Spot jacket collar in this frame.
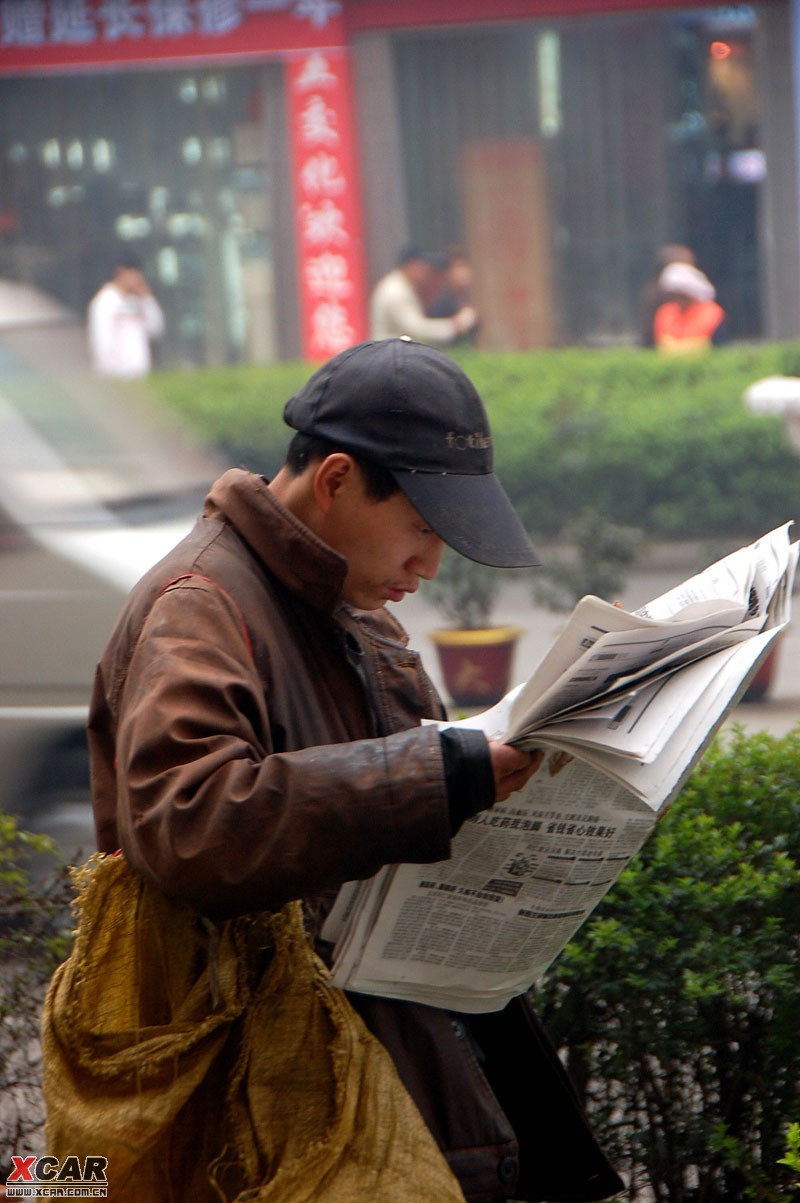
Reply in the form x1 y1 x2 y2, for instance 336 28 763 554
205 468 348 613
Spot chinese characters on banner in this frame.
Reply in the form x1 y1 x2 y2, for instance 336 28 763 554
287 48 367 359
0 0 345 69
0 0 368 361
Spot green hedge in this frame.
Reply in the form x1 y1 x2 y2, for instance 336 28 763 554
531 725 800 1200
150 342 800 540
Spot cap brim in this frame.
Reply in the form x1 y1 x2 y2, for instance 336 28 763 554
394 469 540 568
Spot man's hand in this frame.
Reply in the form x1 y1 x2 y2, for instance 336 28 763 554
487 740 544 803
453 305 478 335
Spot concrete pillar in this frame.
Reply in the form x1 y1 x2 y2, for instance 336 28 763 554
351 32 410 290
757 1 800 339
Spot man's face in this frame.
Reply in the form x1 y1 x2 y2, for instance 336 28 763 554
115 267 146 295
323 466 445 610
448 259 472 291
403 258 428 288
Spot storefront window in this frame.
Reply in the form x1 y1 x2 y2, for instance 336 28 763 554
392 4 764 347
0 64 280 366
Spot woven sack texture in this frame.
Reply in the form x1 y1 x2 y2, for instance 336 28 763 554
42 854 466 1202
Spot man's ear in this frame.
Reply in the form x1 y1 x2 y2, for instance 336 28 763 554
312 453 358 514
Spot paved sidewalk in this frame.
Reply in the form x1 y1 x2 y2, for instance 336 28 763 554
395 541 800 739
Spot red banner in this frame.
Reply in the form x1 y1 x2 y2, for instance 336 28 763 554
287 47 367 360
0 0 346 73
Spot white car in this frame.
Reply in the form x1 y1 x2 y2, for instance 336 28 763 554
0 280 221 856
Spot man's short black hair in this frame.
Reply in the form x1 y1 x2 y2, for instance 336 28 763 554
113 252 143 273
397 243 445 270
285 431 400 502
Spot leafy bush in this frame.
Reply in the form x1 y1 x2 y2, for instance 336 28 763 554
530 726 800 1202
151 343 800 541
530 509 643 612
778 1123 800 1188
422 547 523 628
151 362 306 477
457 344 800 540
0 814 74 1171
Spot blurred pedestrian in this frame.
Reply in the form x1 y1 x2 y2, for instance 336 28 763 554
652 261 728 355
87 254 165 379
370 244 477 345
428 244 479 344
639 243 696 347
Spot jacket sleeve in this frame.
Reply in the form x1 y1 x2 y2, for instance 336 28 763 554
87 289 119 375
386 297 462 345
141 294 165 339
108 578 455 918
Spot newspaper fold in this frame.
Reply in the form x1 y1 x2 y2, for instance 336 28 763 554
323 524 797 1013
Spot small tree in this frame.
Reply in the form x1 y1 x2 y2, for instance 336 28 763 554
0 813 74 1173
531 509 642 613
424 547 515 629
531 726 800 1202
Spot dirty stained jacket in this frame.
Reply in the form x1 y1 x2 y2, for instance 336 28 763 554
88 468 623 1203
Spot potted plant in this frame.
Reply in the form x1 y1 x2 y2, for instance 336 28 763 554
530 510 642 615
424 550 526 708
529 511 780 702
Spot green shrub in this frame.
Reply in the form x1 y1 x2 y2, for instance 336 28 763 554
778 1123 800 1189
0 814 74 1170
151 343 800 541
530 509 642 611
422 546 519 628
530 726 800 1202
456 345 800 540
151 362 305 476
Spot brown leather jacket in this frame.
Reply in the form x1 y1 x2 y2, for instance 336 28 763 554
89 469 622 1203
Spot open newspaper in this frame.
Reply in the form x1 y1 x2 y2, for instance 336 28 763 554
322 524 798 1013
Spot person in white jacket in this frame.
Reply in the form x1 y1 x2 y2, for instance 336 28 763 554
87 256 165 378
370 245 477 345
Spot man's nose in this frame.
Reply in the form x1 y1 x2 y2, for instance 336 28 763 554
415 535 445 580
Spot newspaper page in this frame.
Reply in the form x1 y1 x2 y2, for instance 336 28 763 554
326 757 653 1012
324 525 796 1012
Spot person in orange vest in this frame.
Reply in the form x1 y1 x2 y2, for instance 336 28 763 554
652 261 728 355
638 242 696 346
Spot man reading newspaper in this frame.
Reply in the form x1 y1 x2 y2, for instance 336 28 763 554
43 339 623 1203
325 523 796 1012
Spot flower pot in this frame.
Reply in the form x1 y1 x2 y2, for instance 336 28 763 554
428 625 524 709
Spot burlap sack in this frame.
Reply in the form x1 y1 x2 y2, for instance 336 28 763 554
41 854 465 1202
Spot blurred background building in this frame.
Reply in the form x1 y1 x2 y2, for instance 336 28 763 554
0 0 797 363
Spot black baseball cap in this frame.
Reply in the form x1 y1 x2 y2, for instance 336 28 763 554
283 338 539 568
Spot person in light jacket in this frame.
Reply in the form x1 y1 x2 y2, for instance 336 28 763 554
87 254 164 378
370 244 478 344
